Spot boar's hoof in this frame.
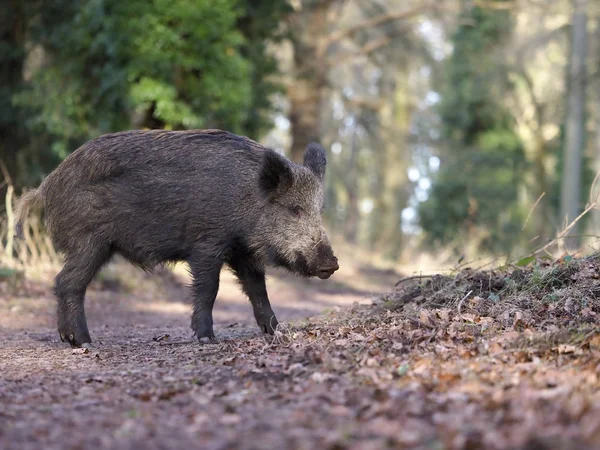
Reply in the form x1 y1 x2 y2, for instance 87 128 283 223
255 312 279 335
59 328 92 348
193 315 217 344
198 335 219 344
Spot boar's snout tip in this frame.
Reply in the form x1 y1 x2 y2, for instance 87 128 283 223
316 260 339 279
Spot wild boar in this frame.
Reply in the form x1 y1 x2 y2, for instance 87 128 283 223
15 129 339 347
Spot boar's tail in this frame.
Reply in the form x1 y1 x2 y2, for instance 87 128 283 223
14 186 43 240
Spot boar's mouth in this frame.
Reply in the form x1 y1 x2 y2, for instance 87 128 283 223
266 247 314 277
316 265 339 279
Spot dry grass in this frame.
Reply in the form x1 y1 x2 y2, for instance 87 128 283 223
0 214 61 293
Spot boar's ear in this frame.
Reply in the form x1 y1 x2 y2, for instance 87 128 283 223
259 149 293 199
303 142 326 182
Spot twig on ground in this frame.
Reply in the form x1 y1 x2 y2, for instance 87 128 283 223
532 202 597 257
589 170 600 204
394 274 433 287
457 290 473 320
159 340 195 346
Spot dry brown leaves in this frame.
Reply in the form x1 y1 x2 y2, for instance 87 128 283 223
2 257 600 449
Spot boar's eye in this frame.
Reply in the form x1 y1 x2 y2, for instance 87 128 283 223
289 206 303 217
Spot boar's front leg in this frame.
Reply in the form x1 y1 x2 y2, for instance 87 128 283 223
189 251 223 343
229 255 279 335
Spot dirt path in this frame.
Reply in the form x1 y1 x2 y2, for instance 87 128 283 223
3 256 600 449
0 257 399 450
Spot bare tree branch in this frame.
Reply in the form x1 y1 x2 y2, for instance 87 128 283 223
474 0 516 10
344 96 385 112
317 3 438 58
515 24 568 61
326 26 411 67
514 67 544 128
326 0 348 26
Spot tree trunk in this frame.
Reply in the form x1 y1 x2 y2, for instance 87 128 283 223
288 75 326 162
343 124 360 243
591 18 600 233
560 0 588 249
288 1 335 162
369 67 410 259
533 136 551 241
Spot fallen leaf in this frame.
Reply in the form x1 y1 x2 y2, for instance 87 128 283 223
152 333 170 342
72 348 89 355
419 309 435 327
460 313 477 323
437 308 452 322
587 334 600 351
554 344 583 355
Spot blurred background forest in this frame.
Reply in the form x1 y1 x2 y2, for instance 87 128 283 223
2 0 600 267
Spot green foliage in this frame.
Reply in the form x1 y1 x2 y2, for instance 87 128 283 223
0 3 35 185
125 0 253 130
438 4 514 145
2 0 290 187
419 2 527 253
236 1 292 137
515 255 535 267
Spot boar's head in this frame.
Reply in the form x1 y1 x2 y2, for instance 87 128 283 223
257 143 339 279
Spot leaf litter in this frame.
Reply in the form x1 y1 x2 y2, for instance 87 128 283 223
1 257 600 449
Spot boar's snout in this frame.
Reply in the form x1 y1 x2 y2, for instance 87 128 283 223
314 241 339 279
316 260 339 279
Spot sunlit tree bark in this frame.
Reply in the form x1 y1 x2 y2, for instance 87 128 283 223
560 0 588 248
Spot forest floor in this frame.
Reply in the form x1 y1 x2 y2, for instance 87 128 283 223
2 251 600 449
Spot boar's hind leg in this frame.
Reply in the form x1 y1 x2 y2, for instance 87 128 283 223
54 245 111 347
189 252 223 343
229 256 279 335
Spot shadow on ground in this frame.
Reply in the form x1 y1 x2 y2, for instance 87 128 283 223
0 256 400 346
